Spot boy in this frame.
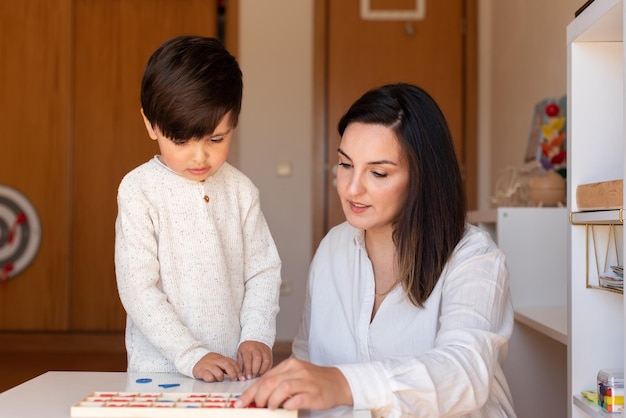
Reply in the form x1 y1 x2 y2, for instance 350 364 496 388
115 35 281 382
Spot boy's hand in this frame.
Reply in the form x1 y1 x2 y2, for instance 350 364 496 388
238 341 273 380
193 352 243 382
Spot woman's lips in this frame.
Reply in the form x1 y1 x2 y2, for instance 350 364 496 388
348 201 369 213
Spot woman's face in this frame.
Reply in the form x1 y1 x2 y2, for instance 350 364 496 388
336 122 410 234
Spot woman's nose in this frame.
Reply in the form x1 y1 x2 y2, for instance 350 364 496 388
345 171 365 195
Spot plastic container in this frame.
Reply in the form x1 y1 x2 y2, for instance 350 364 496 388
598 369 624 413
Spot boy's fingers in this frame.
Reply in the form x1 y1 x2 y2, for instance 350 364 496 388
248 351 261 378
223 358 244 381
237 351 244 370
260 352 273 375
239 351 252 380
197 366 222 382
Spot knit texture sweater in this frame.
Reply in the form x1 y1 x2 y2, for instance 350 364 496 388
115 157 281 378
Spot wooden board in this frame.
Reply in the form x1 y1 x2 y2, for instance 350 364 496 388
576 179 623 210
71 392 297 418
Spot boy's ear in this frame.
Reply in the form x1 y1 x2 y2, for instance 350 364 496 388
140 108 158 140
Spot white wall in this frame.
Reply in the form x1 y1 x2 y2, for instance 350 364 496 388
479 0 582 208
237 0 313 342
478 3 581 416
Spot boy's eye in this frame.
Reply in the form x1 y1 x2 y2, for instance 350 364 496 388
209 136 224 143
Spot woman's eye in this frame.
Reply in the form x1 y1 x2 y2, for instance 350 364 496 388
372 171 387 178
338 162 352 169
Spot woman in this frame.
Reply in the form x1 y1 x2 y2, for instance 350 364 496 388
236 83 516 417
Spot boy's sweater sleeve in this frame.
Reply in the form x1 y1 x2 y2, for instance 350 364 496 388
115 179 209 377
237 193 282 347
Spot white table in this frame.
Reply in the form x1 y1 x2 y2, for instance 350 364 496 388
0 371 371 417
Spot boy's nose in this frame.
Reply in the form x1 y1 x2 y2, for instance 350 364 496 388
191 141 209 161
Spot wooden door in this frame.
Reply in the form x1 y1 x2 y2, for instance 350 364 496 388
71 0 239 330
314 0 477 239
0 0 72 329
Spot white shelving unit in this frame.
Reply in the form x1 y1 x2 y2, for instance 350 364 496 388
514 306 567 345
567 1 625 417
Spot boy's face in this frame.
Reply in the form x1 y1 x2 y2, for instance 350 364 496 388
142 110 233 182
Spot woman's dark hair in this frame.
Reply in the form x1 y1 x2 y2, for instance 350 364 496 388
141 35 242 143
338 83 467 307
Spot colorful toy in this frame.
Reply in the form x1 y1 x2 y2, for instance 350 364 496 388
598 369 624 414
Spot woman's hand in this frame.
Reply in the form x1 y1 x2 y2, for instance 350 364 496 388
234 358 353 411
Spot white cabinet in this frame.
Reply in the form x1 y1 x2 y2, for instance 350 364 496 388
469 207 568 340
469 207 568 418
497 208 568 343
567 1 625 417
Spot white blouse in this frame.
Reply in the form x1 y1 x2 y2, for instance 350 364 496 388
293 222 516 418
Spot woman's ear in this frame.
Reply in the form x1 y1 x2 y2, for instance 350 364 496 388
140 108 158 140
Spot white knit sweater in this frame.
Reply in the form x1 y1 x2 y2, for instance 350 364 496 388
115 157 282 378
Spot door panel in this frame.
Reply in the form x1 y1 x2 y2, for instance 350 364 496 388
71 0 231 330
323 0 471 231
0 0 72 329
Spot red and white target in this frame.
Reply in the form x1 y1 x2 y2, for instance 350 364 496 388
0 185 41 281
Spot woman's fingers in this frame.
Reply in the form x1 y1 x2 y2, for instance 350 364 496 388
235 358 352 411
236 359 294 407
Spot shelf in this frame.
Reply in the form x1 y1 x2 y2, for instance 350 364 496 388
586 284 623 295
570 209 624 225
573 395 614 418
568 0 623 42
514 306 567 345
568 0 626 416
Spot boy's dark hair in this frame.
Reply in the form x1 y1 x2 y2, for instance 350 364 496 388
141 35 242 143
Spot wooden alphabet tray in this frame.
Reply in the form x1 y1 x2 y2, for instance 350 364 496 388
71 392 297 417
